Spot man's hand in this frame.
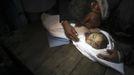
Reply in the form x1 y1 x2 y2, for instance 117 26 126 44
62 20 79 42
97 49 120 63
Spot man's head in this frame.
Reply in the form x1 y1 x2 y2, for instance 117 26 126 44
69 0 95 22
85 32 108 49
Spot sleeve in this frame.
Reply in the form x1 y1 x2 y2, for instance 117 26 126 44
116 42 134 65
106 0 123 16
58 0 71 22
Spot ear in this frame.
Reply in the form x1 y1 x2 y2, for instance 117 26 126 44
90 1 100 13
85 32 91 37
90 2 98 9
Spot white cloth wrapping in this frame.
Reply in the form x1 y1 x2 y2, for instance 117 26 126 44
41 13 68 39
41 13 124 74
73 30 124 74
41 13 70 47
41 13 89 39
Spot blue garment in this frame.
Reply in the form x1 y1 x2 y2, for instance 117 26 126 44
48 34 70 47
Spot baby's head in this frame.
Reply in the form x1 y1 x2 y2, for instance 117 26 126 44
85 32 108 49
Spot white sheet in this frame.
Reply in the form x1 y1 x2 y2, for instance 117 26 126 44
73 30 124 74
41 13 124 74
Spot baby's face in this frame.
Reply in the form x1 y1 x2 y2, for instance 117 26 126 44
85 32 108 49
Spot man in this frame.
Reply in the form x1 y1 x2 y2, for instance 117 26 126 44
59 0 104 41
97 0 134 65
60 0 134 65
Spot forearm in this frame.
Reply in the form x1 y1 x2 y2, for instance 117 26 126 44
61 20 70 28
59 0 71 22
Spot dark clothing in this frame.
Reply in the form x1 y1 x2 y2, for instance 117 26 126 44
22 0 59 23
60 0 134 65
117 42 134 65
105 0 134 35
104 0 134 43
0 0 27 31
59 0 93 23
103 0 134 65
59 0 71 22
21 0 56 13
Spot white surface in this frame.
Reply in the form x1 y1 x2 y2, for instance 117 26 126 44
41 13 68 39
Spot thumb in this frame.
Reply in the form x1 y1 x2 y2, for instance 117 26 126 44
71 28 78 35
107 50 114 54
97 53 112 61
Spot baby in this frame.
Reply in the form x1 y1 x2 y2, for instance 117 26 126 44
85 30 108 49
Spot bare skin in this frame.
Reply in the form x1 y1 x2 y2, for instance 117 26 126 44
62 1 120 63
62 2 101 42
97 49 120 63
62 15 100 42
80 1 101 29
62 20 79 42
62 2 119 63
85 32 108 49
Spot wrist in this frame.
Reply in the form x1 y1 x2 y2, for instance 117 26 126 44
61 20 70 26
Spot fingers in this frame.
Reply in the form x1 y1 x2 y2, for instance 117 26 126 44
97 50 114 61
68 34 78 42
72 28 78 36
65 27 79 42
68 34 79 42
62 22 79 42
97 53 112 61
69 29 79 42
107 50 114 54
97 50 120 63
97 50 114 60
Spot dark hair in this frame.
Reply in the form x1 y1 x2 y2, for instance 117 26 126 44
86 32 109 49
69 0 95 23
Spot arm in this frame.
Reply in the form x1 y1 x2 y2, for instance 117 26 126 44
97 41 134 65
116 43 134 65
59 0 71 22
59 0 79 42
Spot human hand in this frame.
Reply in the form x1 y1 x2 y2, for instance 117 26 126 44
97 49 120 63
62 20 79 42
